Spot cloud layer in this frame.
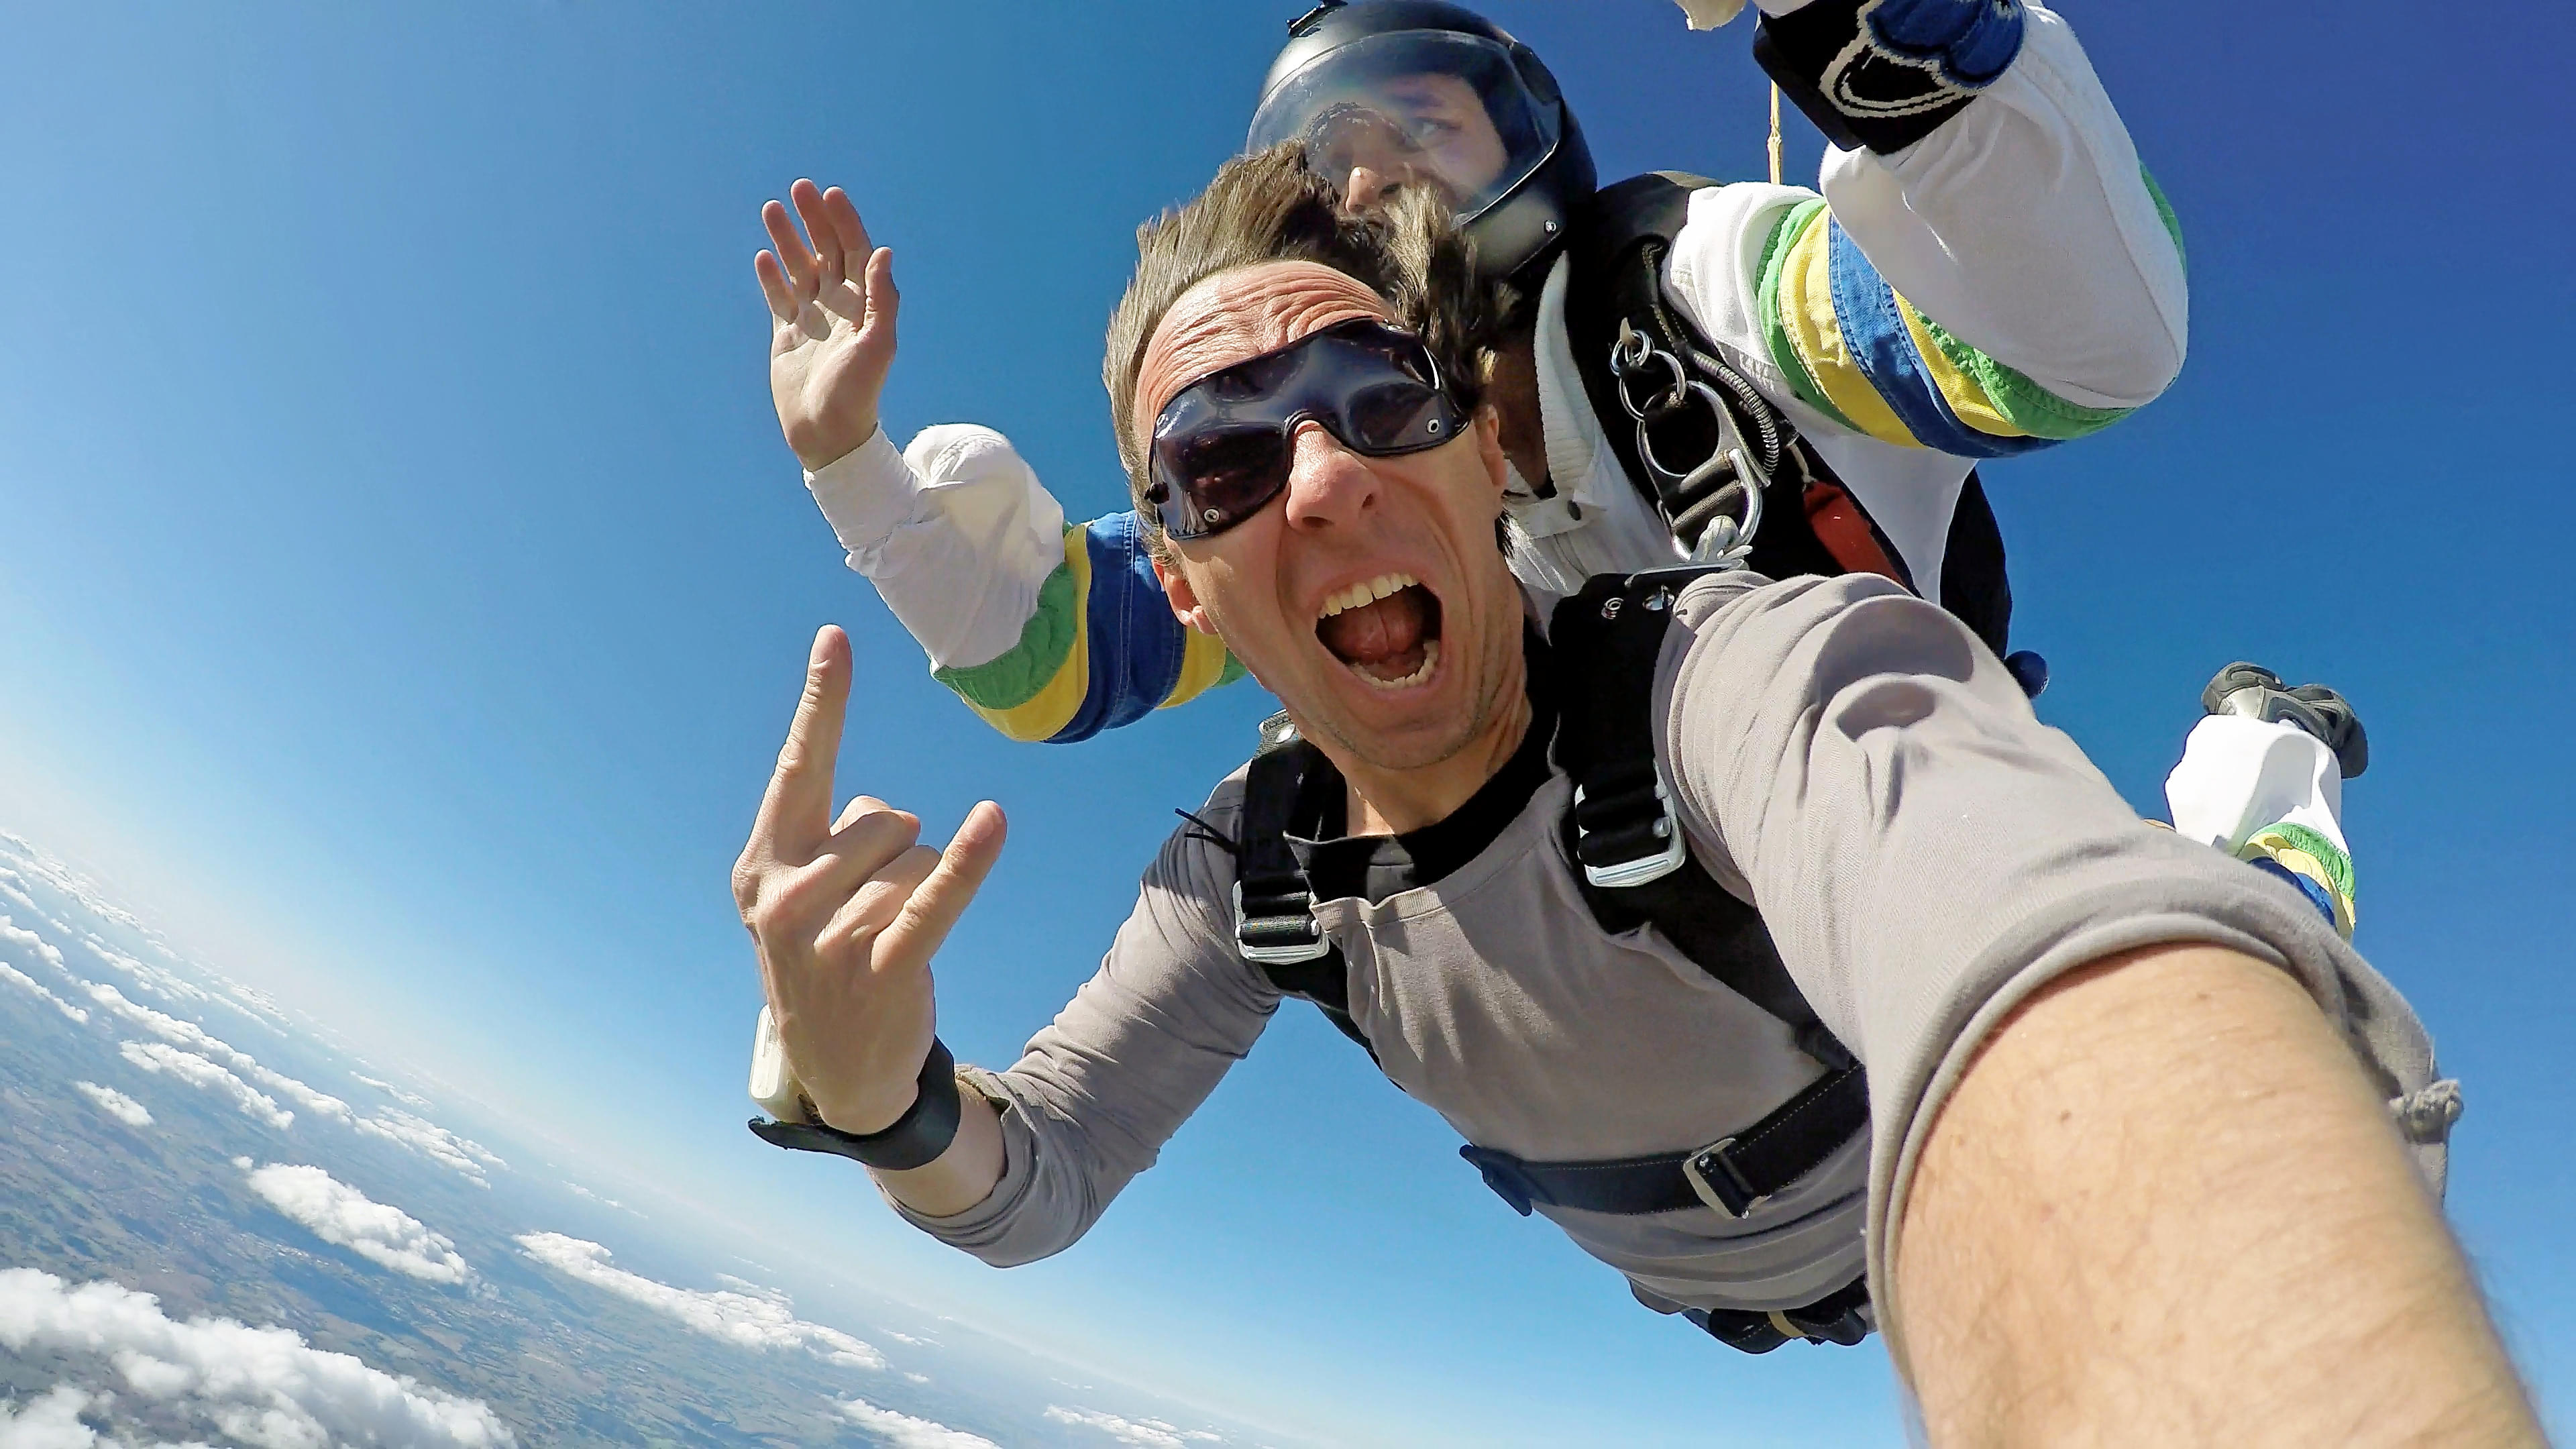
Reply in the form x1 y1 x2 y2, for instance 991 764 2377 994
240 1163 473 1286
1045 1406 1227 1447
117 1040 294 1130
0 1268 513 1447
515 1234 883 1370
835 1397 1001 1448
2 916 91 1023
354 1110 505 1187
70 1081 151 1128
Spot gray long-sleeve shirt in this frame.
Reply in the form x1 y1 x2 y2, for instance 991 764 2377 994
894 572 2445 1328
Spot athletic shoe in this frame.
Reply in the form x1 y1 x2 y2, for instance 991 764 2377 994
2201 663 2369 778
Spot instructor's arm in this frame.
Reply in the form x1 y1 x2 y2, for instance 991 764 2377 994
732 625 1008 1217
1897 943 2540 1445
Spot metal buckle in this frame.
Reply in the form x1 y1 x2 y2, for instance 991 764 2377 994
1232 881 1331 965
1572 775 1688 889
1684 1138 1768 1218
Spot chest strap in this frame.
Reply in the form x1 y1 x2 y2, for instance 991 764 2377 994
1458 1060 1868 1219
1234 720 1374 1055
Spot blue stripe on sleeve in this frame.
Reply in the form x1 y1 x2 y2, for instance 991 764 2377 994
1825 221 2057 460
2247 856 2341 930
1049 512 1187 743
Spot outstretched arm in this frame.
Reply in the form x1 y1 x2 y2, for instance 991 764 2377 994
756 182 1242 743
732 625 1008 1216
1669 1 2188 457
733 628 1277 1251
1900 943 2538 1445
1657 571 2521 1440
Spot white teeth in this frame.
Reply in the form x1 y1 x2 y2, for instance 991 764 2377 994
1356 638 1441 690
1318 572 1420 619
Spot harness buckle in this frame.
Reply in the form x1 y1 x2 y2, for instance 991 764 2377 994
1233 879 1332 965
1684 1137 1769 1218
1458 1146 1539 1216
1571 774 1688 889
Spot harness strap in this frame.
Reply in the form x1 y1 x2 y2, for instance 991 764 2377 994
1458 1062 1868 1219
1548 571 1856 1069
1234 718 1373 1055
1560 172 2020 661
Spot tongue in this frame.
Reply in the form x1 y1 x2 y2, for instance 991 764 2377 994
1320 587 1429 672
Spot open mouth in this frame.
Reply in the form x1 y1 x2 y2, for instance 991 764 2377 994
1316 572 1444 690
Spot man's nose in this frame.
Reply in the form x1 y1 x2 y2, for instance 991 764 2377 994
1345 165 1391 211
1281 420 1381 532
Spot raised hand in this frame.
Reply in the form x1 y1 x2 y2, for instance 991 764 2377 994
756 181 900 473
732 626 1006 1134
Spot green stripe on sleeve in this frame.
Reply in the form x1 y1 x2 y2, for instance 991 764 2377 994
1915 315 2139 441
1904 162 2183 442
1754 198 1858 433
2140 164 2186 270
930 543 1080 711
1216 653 1250 688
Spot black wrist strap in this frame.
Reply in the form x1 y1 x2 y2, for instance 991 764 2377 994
746 1038 962 1171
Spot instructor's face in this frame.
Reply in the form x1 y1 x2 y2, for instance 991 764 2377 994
1137 262 1521 774
1313 74 1512 213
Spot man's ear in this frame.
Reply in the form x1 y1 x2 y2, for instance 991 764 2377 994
1474 401 1509 500
1151 549 1219 635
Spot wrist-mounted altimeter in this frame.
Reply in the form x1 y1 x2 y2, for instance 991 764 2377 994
745 1006 964 1171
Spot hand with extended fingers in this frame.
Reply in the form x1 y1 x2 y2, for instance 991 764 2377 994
756 180 900 473
732 626 1006 1136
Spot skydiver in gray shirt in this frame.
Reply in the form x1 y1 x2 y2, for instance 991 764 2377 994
730 146 2538 1444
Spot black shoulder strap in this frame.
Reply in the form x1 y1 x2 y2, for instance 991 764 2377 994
1560 172 2013 661
1234 716 1374 1056
1549 572 1855 1071
1561 174 1796 559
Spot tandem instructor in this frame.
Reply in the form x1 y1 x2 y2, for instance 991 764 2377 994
731 148 2539 1444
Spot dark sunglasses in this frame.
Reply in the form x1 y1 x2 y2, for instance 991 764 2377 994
1147 317 1465 541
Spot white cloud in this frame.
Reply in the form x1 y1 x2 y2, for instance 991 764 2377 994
0 836 286 1032
833 1397 998 1449
563 1183 635 1215
117 1041 292 1131
1043 1407 1225 1447
240 1163 472 1286
83 981 355 1125
70 1082 151 1128
353 1110 504 1187
514 1234 883 1371
0 1268 513 1447
1 918 90 1024
0 1384 105 1448
354 1075 433 1110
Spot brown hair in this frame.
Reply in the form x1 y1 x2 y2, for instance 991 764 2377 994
1103 142 1496 547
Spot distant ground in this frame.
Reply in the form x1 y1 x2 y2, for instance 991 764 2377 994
0 830 1289 1448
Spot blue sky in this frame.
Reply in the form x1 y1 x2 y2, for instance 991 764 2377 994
0 2 2567 1444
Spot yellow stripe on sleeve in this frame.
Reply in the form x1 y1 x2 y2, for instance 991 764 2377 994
1896 294 2030 441
1777 218 1917 447
965 527 1091 742
1161 627 1232 710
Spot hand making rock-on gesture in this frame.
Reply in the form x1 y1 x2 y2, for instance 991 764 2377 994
756 180 898 473
732 625 1006 1138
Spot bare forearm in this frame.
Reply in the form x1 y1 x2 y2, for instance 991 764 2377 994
1896 945 2538 1446
868 1087 1004 1220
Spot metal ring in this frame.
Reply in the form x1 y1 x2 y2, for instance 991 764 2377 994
1613 345 1688 424
1635 380 1738 484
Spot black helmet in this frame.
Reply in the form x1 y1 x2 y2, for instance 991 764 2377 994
1248 1 1597 287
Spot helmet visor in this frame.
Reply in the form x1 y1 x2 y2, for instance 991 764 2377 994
1247 31 1559 223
